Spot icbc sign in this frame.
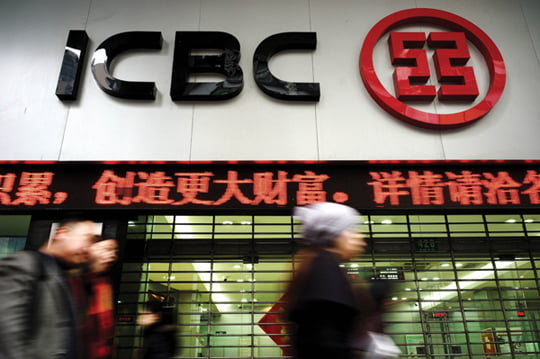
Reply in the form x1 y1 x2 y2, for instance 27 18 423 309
55 8 505 130
360 8 506 129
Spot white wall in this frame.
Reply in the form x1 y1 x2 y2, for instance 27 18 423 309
0 0 539 161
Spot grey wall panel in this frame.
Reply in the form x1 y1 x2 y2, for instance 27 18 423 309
0 0 538 161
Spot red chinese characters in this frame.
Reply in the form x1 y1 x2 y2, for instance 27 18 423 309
523 170 540 204
1 167 539 210
369 170 540 206
0 172 68 206
92 170 332 207
0 173 16 205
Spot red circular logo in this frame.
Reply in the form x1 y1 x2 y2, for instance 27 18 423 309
360 8 506 129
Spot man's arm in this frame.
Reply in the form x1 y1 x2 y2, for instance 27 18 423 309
0 251 38 359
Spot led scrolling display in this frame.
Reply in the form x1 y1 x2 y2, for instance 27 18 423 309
0 163 538 211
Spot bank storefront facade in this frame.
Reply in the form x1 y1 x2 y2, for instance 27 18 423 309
118 212 540 359
1 161 539 358
2 0 540 358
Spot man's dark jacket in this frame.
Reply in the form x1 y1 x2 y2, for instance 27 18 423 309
0 251 79 359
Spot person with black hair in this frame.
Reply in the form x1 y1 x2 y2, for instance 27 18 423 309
135 301 177 359
0 218 97 359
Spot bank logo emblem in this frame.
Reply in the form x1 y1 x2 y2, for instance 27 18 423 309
360 8 506 129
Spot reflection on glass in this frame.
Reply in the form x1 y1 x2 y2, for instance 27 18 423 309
114 213 540 358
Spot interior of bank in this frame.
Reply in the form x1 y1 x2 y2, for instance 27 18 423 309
1 213 540 359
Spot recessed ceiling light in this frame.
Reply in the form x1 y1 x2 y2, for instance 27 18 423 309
222 220 233 225
441 263 450 267
381 219 393 224
525 219 534 223
505 219 517 223
240 221 252 225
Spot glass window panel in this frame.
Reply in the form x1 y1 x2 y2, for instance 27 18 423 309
449 223 485 236
464 310 507 322
488 222 526 236
147 262 170 271
463 297 503 310
391 324 425 338
371 224 409 233
254 224 292 239
153 215 173 223
410 223 447 235
174 224 213 236
254 224 291 233
447 214 484 223
418 290 459 302
149 223 173 233
409 221 446 231
456 269 496 283
394 282 419 294
254 216 291 224
417 279 457 290
175 215 213 224
523 299 540 310
486 214 523 222
409 215 446 223
500 259 533 269
420 300 460 311
391 288 418 301
215 281 254 292
116 213 540 358
412 231 448 238
523 214 540 221
254 281 286 293
371 215 408 224
215 215 252 225
525 221 540 232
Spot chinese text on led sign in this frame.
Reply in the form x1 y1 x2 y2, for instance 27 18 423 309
1 168 539 209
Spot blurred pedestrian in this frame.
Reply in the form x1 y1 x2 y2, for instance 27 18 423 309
351 279 400 358
134 301 177 359
286 202 367 359
0 218 97 359
69 237 119 359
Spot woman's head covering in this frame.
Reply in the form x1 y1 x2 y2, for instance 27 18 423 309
294 202 362 247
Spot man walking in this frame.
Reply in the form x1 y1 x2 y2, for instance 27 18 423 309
0 218 97 359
